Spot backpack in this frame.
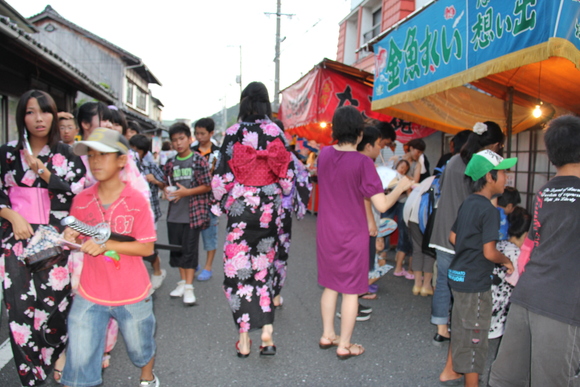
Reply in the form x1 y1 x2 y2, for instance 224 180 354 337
418 166 444 233
419 166 445 258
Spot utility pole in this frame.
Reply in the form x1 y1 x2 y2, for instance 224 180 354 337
265 0 293 113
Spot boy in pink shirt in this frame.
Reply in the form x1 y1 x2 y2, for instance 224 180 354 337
61 128 158 387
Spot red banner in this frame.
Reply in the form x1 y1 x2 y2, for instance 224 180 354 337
279 66 436 145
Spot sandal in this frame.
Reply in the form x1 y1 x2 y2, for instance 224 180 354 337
102 352 111 369
336 343 365 360
259 345 277 356
53 369 62 382
319 336 340 350
358 292 378 300
236 340 252 358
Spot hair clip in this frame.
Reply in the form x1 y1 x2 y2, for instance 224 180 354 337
473 122 488 135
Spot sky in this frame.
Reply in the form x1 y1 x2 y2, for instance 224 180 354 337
12 0 353 122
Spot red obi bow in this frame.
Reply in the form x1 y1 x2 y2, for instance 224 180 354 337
228 138 291 186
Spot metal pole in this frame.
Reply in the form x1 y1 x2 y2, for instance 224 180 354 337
274 0 281 112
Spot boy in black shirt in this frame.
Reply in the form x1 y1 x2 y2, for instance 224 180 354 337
439 149 516 387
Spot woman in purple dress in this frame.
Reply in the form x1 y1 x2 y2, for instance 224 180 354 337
316 106 412 359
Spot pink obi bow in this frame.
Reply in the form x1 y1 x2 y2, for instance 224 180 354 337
228 138 291 186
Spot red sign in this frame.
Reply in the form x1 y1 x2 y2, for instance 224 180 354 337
279 66 436 145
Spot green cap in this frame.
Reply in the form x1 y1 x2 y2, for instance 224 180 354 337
465 149 517 181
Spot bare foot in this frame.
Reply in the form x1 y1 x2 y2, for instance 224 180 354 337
261 324 274 347
440 370 463 382
237 333 251 356
53 352 66 382
319 335 340 348
336 343 365 359
102 352 111 369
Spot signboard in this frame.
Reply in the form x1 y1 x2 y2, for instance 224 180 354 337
373 0 580 101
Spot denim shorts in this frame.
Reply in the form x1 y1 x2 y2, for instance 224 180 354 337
61 295 156 387
201 212 218 251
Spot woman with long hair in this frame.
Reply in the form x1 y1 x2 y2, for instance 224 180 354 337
0 90 86 385
212 82 296 358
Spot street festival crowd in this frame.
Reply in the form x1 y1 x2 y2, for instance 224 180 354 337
0 82 579 387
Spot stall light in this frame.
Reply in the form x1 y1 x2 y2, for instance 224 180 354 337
533 102 543 118
319 122 328 128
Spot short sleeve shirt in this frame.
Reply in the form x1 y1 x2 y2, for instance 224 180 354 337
511 176 580 326
164 152 212 228
166 154 195 223
71 183 156 306
448 194 500 293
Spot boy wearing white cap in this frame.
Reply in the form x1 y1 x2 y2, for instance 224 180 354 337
61 128 159 387
440 149 516 387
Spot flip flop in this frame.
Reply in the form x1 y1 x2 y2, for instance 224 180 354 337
53 369 62 382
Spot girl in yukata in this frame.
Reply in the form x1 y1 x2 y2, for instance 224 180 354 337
212 82 295 358
489 206 531 339
0 90 86 385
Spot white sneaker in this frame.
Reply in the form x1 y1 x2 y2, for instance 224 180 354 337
150 269 167 290
183 285 196 306
139 373 159 386
169 280 185 298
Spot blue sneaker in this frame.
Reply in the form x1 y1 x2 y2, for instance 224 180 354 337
197 269 212 281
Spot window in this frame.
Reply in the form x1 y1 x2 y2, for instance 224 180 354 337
126 80 134 105
136 87 147 112
510 126 555 210
363 7 382 43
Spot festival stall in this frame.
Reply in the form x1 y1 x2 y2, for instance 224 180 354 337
279 58 438 213
279 58 437 145
371 0 580 136
369 0 580 208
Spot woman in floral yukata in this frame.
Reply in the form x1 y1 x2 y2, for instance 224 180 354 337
0 90 86 386
212 82 295 358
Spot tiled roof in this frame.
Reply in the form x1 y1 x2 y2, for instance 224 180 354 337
28 6 161 85
0 14 116 102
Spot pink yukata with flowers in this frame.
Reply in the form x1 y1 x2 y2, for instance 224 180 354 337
212 118 295 332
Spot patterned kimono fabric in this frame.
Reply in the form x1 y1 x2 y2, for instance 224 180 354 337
272 154 311 298
212 117 294 332
0 142 85 386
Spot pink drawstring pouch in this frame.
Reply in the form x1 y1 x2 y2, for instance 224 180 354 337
8 186 50 224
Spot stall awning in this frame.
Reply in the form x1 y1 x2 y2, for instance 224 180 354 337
371 0 580 134
278 58 436 145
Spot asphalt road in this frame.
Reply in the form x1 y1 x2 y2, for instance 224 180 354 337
0 200 499 386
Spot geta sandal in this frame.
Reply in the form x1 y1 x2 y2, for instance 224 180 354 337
259 345 277 356
236 339 252 358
